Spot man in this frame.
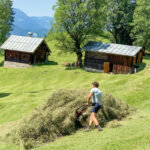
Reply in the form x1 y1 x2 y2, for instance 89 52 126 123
86 81 103 132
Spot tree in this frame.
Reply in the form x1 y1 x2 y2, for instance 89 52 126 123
132 0 150 51
0 0 14 44
49 0 106 67
107 0 136 45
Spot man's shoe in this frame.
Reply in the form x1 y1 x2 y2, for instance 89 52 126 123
98 128 103 132
97 125 103 132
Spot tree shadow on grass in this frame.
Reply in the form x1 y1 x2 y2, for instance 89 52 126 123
136 63 146 72
0 61 4 67
45 61 58 66
0 93 11 98
65 66 84 71
35 61 58 67
25 89 51 94
144 54 150 60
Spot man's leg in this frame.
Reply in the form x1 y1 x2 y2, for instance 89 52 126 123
86 113 93 131
89 113 93 126
91 112 99 126
92 112 103 131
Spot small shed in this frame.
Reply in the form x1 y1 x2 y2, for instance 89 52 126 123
83 42 144 74
0 35 51 67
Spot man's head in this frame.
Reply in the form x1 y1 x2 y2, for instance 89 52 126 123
92 81 99 88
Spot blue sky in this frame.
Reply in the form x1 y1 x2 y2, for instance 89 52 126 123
12 0 57 17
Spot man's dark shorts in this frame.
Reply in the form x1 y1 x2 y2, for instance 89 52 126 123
91 103 101 113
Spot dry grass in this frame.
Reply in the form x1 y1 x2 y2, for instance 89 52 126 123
4 89 132 149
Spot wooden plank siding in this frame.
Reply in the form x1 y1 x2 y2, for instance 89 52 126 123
109 55 133 66
33 43 48 63
113 64 131 74
137 51 143 64
5 42 50 65
108 55 133 74
84 50 144 74
84 52 109 71
2 36 51 67
5 50 31 64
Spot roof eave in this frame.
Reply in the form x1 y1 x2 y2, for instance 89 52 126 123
43 40 51 53
3 48 34 53
132 47 143 56
83 49 137 57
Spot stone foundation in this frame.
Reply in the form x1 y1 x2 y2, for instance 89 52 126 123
85 67 103 73
4 61 32 68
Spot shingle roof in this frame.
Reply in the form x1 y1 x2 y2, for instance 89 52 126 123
83 42 143 57
0 35 44 53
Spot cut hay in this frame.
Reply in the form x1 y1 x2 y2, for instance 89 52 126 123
7 89 133 149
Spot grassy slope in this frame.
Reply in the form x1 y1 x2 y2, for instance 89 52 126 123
0 41 150 150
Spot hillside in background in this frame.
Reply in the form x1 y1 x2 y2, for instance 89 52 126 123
0 40 150 149
11 8 54 37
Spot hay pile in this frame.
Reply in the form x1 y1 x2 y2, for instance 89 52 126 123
9 89 133 149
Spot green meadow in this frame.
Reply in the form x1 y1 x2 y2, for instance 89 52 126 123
0 41 150 150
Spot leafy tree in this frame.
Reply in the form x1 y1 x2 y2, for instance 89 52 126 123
132 0 150 51
0 0 14 44
49 0 106 67
107 0 136 45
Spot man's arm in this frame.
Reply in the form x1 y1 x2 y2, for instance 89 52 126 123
86 92 93 105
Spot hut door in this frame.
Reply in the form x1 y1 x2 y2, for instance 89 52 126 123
31 55 34 64
110 63 113 72
104 62 110 73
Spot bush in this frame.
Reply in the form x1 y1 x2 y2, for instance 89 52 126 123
9 89 133 149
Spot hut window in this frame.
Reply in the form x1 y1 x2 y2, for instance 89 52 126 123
6 51 12 58
21 54 29 60
6 52 10 57
14 53 19 59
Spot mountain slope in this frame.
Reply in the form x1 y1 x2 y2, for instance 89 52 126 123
11 8 54 37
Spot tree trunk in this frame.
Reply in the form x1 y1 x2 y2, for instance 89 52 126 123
76 51 83 67
143 46 146 52
113 29 118 44
75 40 83 67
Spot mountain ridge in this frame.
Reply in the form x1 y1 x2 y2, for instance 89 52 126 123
11 8 54 37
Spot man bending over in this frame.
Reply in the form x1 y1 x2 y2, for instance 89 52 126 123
86 81 103 132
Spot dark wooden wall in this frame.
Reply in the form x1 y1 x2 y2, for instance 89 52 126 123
109 55 132 74
84 52 108 70
137 51 143 64
33 43 49 64
84 50 143 74
5 42 50 65
5 50 31 64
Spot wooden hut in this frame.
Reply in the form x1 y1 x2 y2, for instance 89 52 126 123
83 42 144 74
0 35 51 67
